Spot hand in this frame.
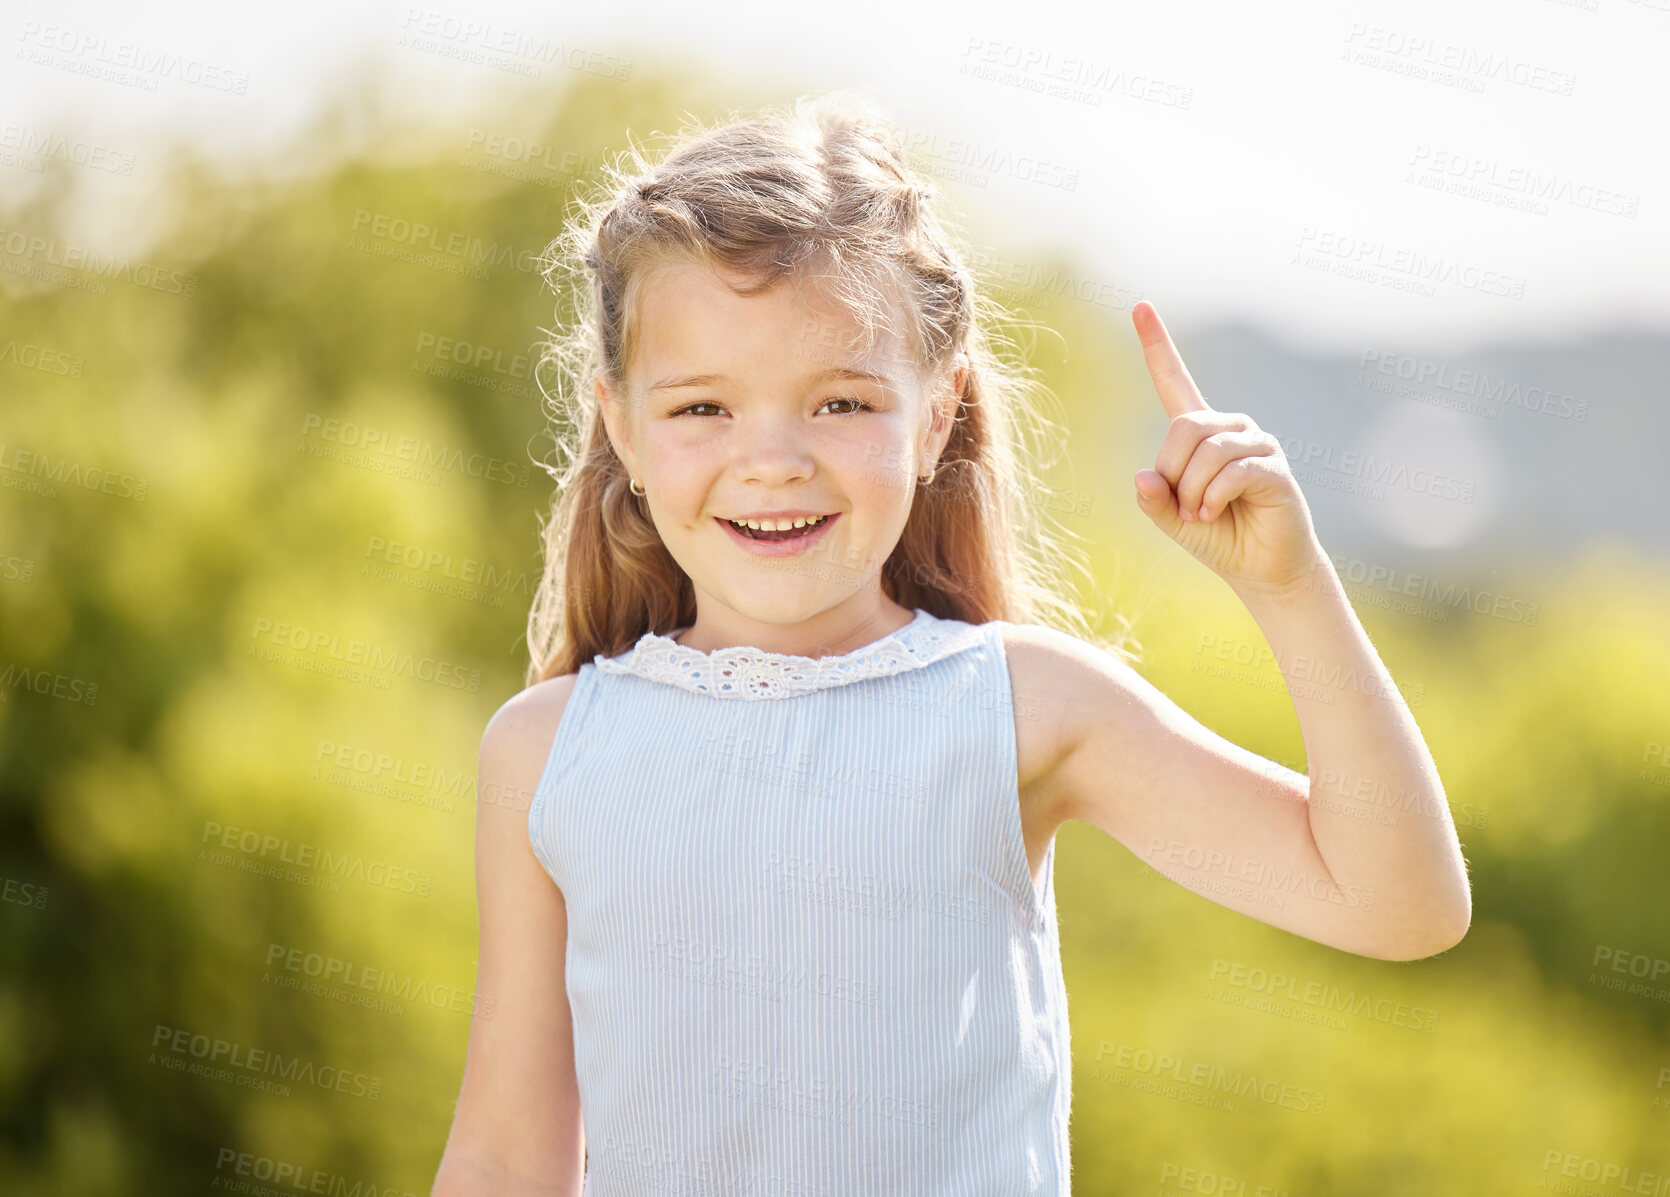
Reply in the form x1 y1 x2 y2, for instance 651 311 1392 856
1130 300 1325 601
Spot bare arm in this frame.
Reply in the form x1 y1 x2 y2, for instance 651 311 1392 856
1230 560 1472 956
1057 299 1471 962
1013 619 1469 962
433 676 586 1196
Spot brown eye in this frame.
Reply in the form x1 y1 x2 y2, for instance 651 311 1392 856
821 397 873 415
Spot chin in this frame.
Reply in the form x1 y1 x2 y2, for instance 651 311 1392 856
699 585 867 627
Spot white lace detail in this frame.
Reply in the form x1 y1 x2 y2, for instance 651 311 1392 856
593 609 986 700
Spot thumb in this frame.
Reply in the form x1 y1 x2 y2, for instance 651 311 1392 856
1134 468 1183 531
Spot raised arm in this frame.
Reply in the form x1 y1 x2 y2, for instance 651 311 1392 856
1022 299 1471 962
433 676 586 1196
1012 623 1467 962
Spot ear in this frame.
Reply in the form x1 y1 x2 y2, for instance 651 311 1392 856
923 353 966 462
594 368 640 480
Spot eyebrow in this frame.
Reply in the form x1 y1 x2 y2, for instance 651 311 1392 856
647 365 895 392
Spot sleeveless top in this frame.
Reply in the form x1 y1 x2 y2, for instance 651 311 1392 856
527 608 1073 1195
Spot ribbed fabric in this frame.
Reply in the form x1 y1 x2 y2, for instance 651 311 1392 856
527 608 1073 1195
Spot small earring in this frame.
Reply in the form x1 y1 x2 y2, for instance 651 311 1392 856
629 477 646 497
917 466 938 486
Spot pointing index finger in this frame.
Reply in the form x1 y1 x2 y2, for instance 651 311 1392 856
1133 300 1212 419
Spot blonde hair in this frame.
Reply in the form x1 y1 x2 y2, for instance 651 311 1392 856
524 90 1135 686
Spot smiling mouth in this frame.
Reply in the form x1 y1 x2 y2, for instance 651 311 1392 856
719 515 833 542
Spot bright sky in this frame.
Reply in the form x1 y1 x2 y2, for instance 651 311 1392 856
5 0 1665 355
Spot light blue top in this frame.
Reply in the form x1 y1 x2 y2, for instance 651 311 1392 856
528 608 1073 1195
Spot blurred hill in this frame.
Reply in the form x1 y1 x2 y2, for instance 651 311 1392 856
1177 321 1670 568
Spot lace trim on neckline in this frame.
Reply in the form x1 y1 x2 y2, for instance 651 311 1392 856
593 609 983 700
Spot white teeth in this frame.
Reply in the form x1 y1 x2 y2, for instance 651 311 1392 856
729 515 826 532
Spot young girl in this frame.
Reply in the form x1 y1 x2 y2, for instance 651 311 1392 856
434 92 1472 1196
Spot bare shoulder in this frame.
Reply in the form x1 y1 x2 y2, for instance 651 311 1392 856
998 620 1147 714
484 672 581 741
997 621 1149 820
478 673 582 792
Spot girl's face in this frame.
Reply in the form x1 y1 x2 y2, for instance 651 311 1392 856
598 259 961 634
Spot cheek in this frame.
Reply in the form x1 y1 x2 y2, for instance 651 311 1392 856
643 433 710 489
637 444 711 517
828 420 917 488
852 454 916 506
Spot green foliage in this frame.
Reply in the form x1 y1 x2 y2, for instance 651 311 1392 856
3 69 1666 1194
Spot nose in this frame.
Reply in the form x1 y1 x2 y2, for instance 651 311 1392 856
732 419 815 486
